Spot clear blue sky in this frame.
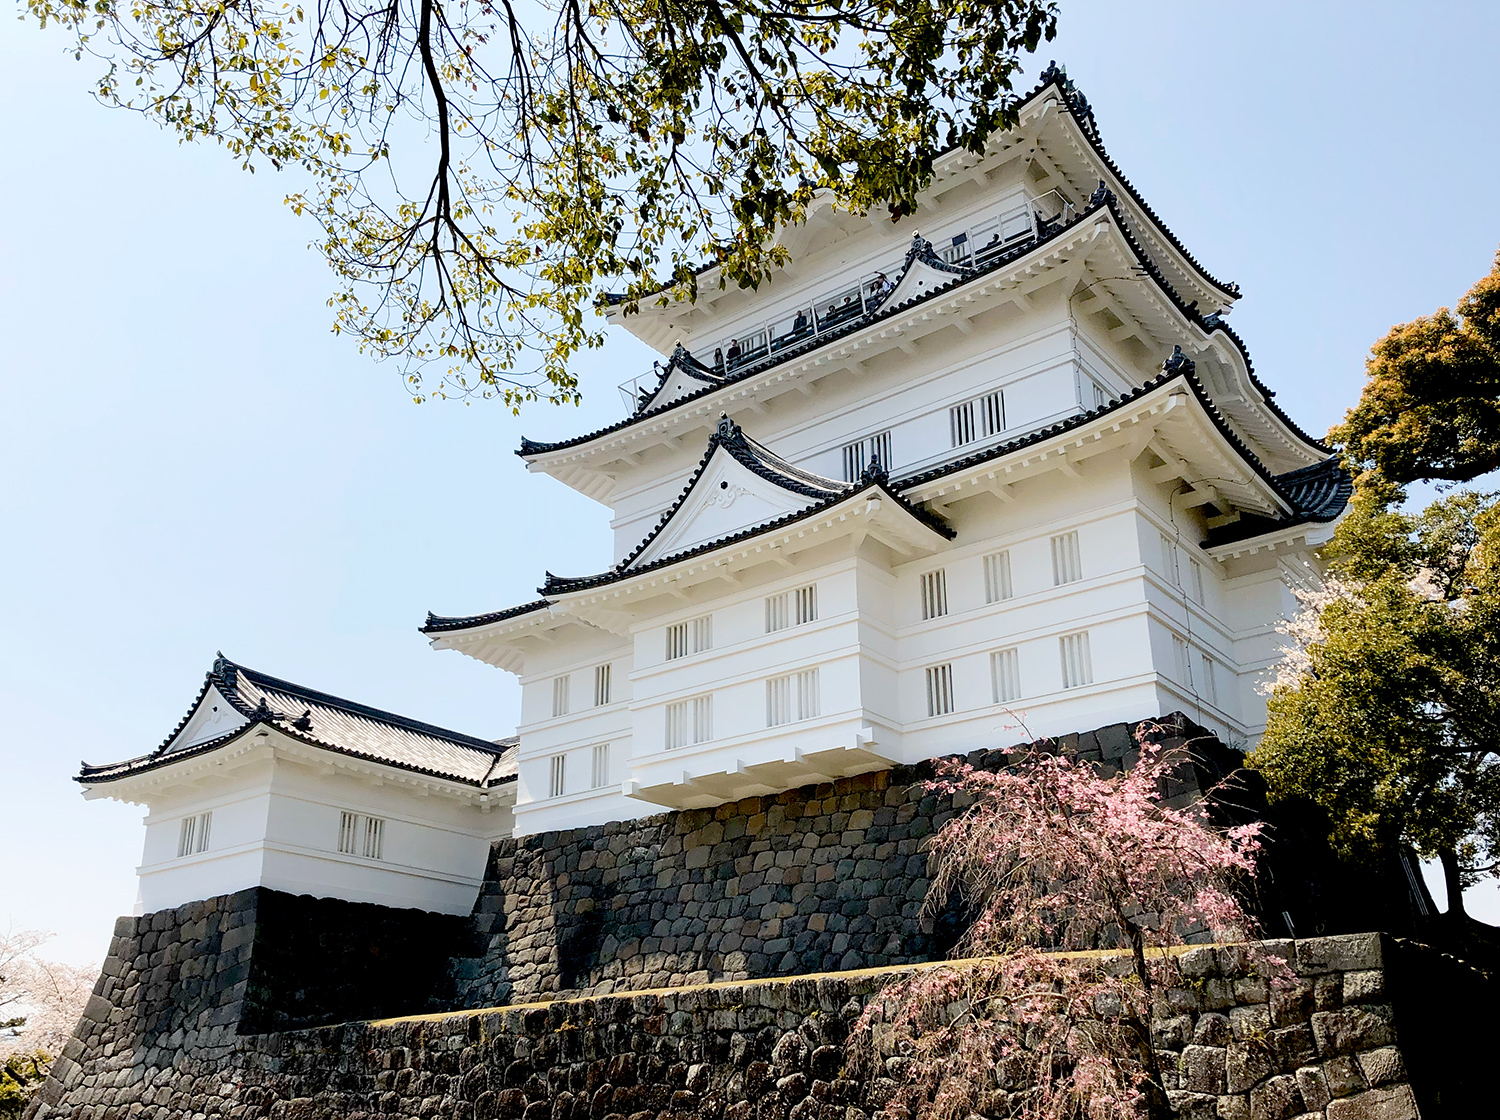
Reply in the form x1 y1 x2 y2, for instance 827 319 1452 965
3 3 1498 963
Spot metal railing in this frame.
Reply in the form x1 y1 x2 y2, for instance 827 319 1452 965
618 189 1078 414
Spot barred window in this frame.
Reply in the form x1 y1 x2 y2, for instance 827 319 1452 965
591 743 611 789
593 663 612 707
1173 635 1192 685
177 811 212 858
950 391 1004 447
666 615 713 660
919 568 948 620
666 695 713 749
925 663 955 717
1200 654 1219 706
1059 632 1093 690
1190 561 1206 604
991 648 1022 704
982 550 1013 603
766 584 818 632
551 675 571 718
841 430 893 481
338 811 384 860
1051 531 1083 585
1160 533 1180 583
549 753 567 798
767 668 820 727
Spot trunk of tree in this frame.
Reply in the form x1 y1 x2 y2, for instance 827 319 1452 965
1438 847 1469 921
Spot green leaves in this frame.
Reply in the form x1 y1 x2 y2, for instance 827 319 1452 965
1332 247 1500 490
25 0 1057 407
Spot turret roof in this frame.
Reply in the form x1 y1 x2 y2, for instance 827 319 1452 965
78 656 517 787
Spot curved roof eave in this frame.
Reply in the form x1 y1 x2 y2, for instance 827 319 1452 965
523 196 1329 464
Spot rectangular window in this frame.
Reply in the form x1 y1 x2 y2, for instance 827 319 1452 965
1051 531 1083 585
925 663 956 717
841 430 893 482
1190 561 1206 605
665 614 713 659
765 584 818 632
1090 379 1110 409
666 695 713 749
549 753 567 798
338 811 385 859
591 743 610 789
551 674 571 718
1059 632 1093 690
1160 533 1180 584
363 815 384 861
177 811 212 858
991 648 1022 704
949 391 1005 448
766 668 820 727
982 550 1013 603
1173 636 1193 685
920 568 948 620
593 663 612 707
1200 654 1219 706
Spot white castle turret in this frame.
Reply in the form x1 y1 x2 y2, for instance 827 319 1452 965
422 65 1350 838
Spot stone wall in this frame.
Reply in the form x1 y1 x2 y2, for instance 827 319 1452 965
28 929 1489 1120
450 714 1271 1007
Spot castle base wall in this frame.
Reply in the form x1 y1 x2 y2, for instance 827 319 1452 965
28 927 1489 1120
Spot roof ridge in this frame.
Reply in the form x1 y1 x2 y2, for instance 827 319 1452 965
225 659 505 754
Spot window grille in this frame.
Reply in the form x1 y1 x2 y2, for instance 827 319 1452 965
841 431 893 482
363 816 384 860
766 668 820 727
338 811 385 859
1090 380 1110 409
591 743 610 789
1200 654 1218 705
925 663 955 717
1173 636 1192 685
666 615 713 659
593 664 612 707
991 648 1022 704
666 695 713 749
549 753 567 798
177 811 212 857
1190 562 1206 604
919 568 948 620
1051 531 1083 585
551 675 571 718
950 391 1004 448
982 550 1013 603
765 584 818 632
1059 632 1093 690
1160 533 1180 583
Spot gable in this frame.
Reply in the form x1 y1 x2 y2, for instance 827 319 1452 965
880 255 965 311
630 446 822 569
641 364 716 413
167 686 249 753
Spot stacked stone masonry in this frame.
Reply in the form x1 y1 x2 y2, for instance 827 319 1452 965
451 715 1250 1007
27 923 1488 1119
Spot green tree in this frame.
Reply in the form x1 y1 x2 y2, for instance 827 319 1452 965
1331 247 1500 488
25 0 1057 408
1251 490 1500 923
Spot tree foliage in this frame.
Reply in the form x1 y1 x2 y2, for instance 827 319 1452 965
0 929 97 1116
1251 490 1500 921
849 734 1268 1120
1331 247 1500 487
25 0 1057 407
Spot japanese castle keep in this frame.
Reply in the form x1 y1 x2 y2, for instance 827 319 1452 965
43 68 1495 1120
80 65 1351 921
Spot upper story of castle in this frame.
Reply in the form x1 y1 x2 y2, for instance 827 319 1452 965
513 64 1331 565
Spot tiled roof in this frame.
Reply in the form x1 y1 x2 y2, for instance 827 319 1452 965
422 600 550 635
520 191 1328 462
541 422 952 596
78 656 517 788
1205 456 1354 548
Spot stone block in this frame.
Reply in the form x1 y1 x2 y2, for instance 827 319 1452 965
1293 935 1382 976
1356 1048 1404 1088
1166 1090 1218 1119
1248 1074 1303 1120
1341 971 1385 1005
1178 1046 1226 1095
1309 1007 1393 1058
1225 1038 1279 1094
1294 1066 1330 1112
1325 1085 1419 1120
